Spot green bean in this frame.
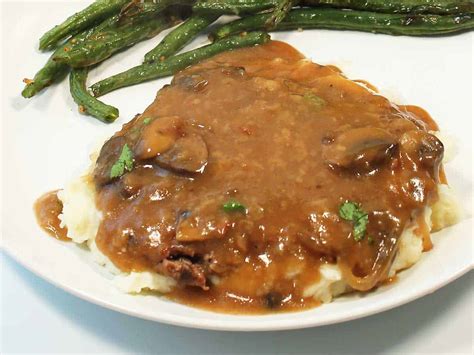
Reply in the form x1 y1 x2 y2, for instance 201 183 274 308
39 0 129 51
144 13 220 63
51 0 193 67
212 8 474 39
24 1 187 98
117 0 193 24
22 15 120 98
69 68 119 123
91 31 270 96
53 15 173 68
21 52 69 99
265 0 293 29
302 0 474 15
193 0 279 15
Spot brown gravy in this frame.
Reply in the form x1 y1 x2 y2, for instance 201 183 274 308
35 41 445 314
34 190 69 241
169 285 322 314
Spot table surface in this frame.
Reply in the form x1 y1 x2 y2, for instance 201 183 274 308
1 252 472 354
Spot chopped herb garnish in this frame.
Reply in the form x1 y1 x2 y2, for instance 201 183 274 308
222 199 247 214
110 144 134 178
353 214 368 241
303 92 326 108
367 235 375 245
143 117 152 125
339 201 369 241
339 201 358 220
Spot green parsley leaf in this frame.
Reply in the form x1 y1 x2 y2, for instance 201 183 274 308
339 201 359 221
143 117 152 125
339 201 369 241
303 92 326 108
222 200 247 214
110 144 134 178
353 209 367 221
353 214 368 241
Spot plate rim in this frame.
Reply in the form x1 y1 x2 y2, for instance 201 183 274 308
3 240 472 332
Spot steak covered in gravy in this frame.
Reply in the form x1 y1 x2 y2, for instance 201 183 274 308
87 41 444 312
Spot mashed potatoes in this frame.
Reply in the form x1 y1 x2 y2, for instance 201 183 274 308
58 141 461 303
58 174 177 293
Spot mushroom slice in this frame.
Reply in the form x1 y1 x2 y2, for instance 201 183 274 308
400 130 444 169
134 116 184 160
155 133 208 174
322 127 397 172
339 211 401 291
173 73 209 92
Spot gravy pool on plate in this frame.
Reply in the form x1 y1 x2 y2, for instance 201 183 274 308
36 41 453 314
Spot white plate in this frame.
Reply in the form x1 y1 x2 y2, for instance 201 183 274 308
1 1 473 331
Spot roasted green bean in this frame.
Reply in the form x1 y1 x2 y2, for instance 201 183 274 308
302 0 474 15
22 15 119 98
69 68 119 123
53 15 173 68
212 8 474 39
265 0 293 29
91 31 270 96
39 0 129 50
117 0 193 23
193 0 278 15
22 51 69 98
144 13 220 63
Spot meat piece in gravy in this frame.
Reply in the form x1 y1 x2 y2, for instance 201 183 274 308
91 41 444 313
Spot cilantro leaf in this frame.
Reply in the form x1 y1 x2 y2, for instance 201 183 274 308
110 144 134 178
143 117 152 125
339 201 369 241
222 200 247 214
